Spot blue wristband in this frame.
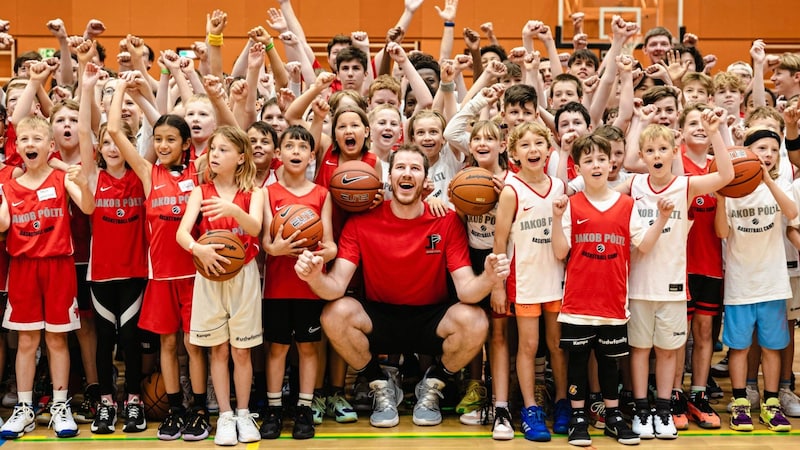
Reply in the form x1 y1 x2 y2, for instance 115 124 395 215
444 21 455 27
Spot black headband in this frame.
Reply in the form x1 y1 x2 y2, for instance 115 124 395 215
744 129 781 147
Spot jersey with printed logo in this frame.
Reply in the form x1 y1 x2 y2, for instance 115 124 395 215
264 182 328 300
337 201 471 306
4 169 73 258
723 181 793 305
682 150 723 278
505 174 566 304
146 164 198 279
198 183 259 264
49 153 91 264
0 165 18 288
629 174 691 301
89 169 147 281
426 146 464 207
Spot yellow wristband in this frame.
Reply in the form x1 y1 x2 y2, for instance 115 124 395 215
160 68 170 74
207 33 223 47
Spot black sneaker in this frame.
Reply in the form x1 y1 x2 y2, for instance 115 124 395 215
90 399 117 434
619 390 635 421
260 406 283 439
604 411 640 445
181 407 211 441
73 386 100 424
706 375 724 399
292 405 315 439
123 398 147 433
156 407 185 441
567 413 592 447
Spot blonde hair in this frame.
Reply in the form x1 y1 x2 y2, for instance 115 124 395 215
468 120 508 169
639 123 675 149
745 126 781 180
16 116 53 139
208 126 257 192
507 122 551 164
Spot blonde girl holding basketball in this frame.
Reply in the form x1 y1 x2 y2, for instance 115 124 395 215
177 126 264 445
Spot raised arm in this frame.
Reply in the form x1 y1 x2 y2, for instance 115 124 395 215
436 0 458 60
108 78 153 191
78 62 102 190
206 9 227 80
46 18 74 87
750 39 767 108
202 75 237 127
387 42 433 112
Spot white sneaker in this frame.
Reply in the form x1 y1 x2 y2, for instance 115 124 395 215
727 385 761 413
492 406 514 440
235 410 261 443
632 408 655 439
653 410 678 439
779 387 800 417
214 411 237 446
50 401 79 437
0 403 35 439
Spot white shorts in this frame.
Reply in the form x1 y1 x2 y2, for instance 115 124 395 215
789 277 800 321
189 260 263 348
627 299 687 350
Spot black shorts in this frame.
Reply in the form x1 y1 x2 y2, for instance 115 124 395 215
263 299 325 344
363 300 450 356
469 247 492 310
687 274 723 317
559 322 629 358
75 263 91 313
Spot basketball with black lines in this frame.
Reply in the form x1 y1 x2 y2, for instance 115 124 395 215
193 229 246 282
448 167 498 216
329 161 382 212
709 146 763 198
270 204 323 249
140 371 169 421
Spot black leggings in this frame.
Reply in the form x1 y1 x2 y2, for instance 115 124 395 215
567 350 620 402
90 278 147 396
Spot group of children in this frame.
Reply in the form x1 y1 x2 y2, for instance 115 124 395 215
1 0 800 447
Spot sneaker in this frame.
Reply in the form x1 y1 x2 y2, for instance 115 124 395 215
710 356 729 377
259 405 282 439
49 400 79 437
73 387 98 424
567 413 592 447
412 374 445 426
2 376 18 408
213 411 237 446
236 410 261 443
206 376 219 414
587 399 605 429
520 405 551 442
491 406 514 440
292 405 315 439
654 409 678 439
352 376 372 412
553 398 571 434
157 408 185 440
460 404 493 425
35 395 52 425
706 376 724 399
311 395 325 425
604 410 640 445
619 390 635 421
0 403 35 439
729 397 754 431
779 387 800 417
326 392 358 423
727 385 760 412
369 378 402 428
455 380 487 414
534 382 552 417
123 398 147 433
632 407 655 439
182 407 211 441
687 391 721 429
760 397 792 432
670 390 689 430
90 399 117 434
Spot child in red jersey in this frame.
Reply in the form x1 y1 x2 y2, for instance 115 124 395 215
261 125 337 440
177 126 264 445
0 117 94 439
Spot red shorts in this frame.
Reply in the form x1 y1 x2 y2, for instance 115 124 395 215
138 278 194 334
0 243 9 291
4 255 80 332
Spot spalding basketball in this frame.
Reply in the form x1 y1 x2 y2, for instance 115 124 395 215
329 161 382 212
448 167 498 216
270 204 323 249
709 146 763 198
193 229 246 282
141 372 170 421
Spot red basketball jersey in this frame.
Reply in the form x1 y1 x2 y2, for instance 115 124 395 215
89 170 148 281
0 165 18 289
264 182 328 300
314 146 378 189
197 183 259 264
146 164 198 279
4 170 74 258
682 149 723 278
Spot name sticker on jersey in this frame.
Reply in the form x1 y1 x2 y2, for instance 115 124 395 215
178 179 195 193
37 186 57 201
668 284 684 292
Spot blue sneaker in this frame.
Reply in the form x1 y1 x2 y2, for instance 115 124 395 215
553 398 571 434
520 405 551 442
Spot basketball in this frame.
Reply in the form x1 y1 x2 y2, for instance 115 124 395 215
192 229 246 282
448 167 499 216
270 204 323 249
329 161 382 212
709 146 763 198
141 372 170 421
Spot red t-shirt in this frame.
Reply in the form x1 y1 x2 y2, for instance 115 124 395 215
0 165 18 288
3 122 20 168
337 201 471 306
682 147 723 278
198 183 259 264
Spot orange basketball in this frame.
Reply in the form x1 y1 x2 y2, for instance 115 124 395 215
141 371 170 421
270 204 323 249
329 161 382 212
448 167 498 216
193 229 247 282
709 146 763 198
